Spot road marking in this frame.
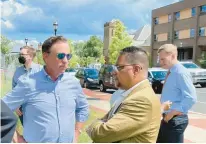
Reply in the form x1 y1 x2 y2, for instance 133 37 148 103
196 101 206 104
189 110 206 116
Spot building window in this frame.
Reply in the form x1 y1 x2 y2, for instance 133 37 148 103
175 12 180 20
190 29 195 38
191 7 196 17
200 5 206 13
168 14 172 22
199 27 205 36
174 31 179 39
154 18 159 25
154 35 158 41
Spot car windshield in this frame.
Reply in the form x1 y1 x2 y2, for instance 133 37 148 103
151 71 167 79
85 69 98 76
182 63 199 68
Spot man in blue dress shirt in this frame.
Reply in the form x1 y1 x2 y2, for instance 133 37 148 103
156 44 197 143
12 46 42 126
2 36 89 143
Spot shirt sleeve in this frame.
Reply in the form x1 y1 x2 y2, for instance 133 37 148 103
2 78 30 111
75 81 89 122
12 70 18 89
176 73 197 112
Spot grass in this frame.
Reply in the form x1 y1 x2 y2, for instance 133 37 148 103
1 73 105 142
78 109 105 143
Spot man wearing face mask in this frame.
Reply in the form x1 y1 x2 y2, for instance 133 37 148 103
12 46 42 126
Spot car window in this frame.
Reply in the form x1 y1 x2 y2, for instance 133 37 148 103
85 69 98 76
100 66 105 74
151 71 167 79
182 63 199 68
148 72 152 78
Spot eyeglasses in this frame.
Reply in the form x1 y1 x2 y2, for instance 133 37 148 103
108 64 142 72
56 53 72 60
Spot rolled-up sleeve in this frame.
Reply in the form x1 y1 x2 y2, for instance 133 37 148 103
2 79 29 111
176 73 197 112
75 83 89 122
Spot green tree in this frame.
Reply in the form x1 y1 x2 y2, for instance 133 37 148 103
109 20 132 64
73 41 86 57
83 36 103 58
34 51 44 65
0 35 12 54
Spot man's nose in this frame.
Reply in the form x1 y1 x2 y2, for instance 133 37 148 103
62 56 68 63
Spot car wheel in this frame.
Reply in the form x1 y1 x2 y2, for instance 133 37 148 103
100 83 106 92
83 82 87 88
200 83 206 88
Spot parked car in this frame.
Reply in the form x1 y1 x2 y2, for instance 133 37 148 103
75 68 99 88
98 65 117 92
180 61 206 87
148 68 168 94
65 68 77 76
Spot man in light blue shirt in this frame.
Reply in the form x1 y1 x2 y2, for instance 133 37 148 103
156 44 197 143
2 36 89 143
12 46 42 125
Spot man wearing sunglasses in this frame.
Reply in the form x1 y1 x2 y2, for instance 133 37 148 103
86 46 161 143
12 46 42 126
2 36 89 143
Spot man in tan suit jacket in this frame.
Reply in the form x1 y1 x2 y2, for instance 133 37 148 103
86 46 161 143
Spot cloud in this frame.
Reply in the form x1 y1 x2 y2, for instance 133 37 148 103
1 0 177 42
11 39 39 52
1 19 14 29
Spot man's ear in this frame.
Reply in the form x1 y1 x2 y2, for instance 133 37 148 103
42 52 48 62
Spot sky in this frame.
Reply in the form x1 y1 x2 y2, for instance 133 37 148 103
1 0 179 52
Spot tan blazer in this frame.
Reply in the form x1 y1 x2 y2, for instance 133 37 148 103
89 80 161 143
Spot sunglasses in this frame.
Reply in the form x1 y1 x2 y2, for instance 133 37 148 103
56 53 72 60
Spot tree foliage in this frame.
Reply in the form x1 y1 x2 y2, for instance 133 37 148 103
109 20 132 64
0 35 12 54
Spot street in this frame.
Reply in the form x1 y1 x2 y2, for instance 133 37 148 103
191 86 206 114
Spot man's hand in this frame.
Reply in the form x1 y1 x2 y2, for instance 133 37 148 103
15 108 23 116
73 130 81 143
164 110 183 123
12 131 26 143
161 101 172 111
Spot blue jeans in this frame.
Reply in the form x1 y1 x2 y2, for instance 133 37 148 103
19 106 23 126
156 114 188 143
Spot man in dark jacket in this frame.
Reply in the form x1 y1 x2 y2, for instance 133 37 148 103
1 100 17 143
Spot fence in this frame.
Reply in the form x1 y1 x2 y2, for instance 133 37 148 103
1 53 20 81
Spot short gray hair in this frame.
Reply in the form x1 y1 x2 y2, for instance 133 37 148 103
157 44 177 54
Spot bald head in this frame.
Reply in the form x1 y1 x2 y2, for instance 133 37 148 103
119 46 149 70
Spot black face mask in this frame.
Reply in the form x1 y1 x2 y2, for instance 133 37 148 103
18 56 26 64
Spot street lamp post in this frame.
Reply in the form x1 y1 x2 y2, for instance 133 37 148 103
25 38 28 46
53 21 58 36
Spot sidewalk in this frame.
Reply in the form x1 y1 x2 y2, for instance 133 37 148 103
86 94 206 143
